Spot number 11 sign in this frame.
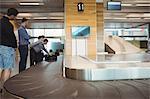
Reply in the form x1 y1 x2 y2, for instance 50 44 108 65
77 2 84 12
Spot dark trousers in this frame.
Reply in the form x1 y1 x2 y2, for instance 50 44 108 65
30 48 36 66
30 48 44 66
19 45 28 73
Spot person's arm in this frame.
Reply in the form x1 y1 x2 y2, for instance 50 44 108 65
42 44 49 54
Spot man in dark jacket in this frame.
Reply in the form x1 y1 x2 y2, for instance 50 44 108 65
0 8 18 93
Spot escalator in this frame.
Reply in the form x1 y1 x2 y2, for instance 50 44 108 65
104 35 141 54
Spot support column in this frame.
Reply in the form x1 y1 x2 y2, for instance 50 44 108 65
65 0 97 57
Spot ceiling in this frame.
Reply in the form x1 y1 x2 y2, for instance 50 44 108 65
104 0 150 23
0 0 150 29
0 0 64 23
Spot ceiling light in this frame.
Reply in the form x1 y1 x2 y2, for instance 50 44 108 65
135 4 150 6
20 0 43 2
104 17 113 19
144 18 150 19
135 0 150 3
128 18 141 19
96 0 103 3
121 4 133 6
33 17 48 19
126 13 143 17
104 17 127 20
19 2 44 6
49 17 64 19
16 17 31 19
18 13 32 17
143 13 150 17
113 18 127 19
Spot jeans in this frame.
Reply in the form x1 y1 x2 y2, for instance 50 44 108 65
19 45 28 73
0 45 15 69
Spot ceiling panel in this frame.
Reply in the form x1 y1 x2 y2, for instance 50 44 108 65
1 0 150 28
104 0 150 23
0 0 64 23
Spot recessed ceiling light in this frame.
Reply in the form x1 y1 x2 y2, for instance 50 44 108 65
135 0 150 3
96 0 103 3
144 18 150 19
33 17 48 19
18 13 32 17
126 13 143 17
16 17 31 19
121 4 133 6
19 2 44 6
113 17 127 19
49 17 64 19
135 4 150 6
104 17 113 19
20 0 43 2
143 13 150 17
128 17 141 19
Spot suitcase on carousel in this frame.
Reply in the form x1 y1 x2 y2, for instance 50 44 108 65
45 55 57 62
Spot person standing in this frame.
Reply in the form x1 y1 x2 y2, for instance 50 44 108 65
0 8 18 92
18 18 30 73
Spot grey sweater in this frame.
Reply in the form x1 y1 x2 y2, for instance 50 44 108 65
30 41 48 54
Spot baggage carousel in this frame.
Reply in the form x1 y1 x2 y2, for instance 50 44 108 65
4 54 150 99
64 53 150 81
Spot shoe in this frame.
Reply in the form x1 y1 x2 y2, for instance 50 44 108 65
0 89 2 93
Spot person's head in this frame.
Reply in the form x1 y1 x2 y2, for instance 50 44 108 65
59 49 63 53
21 17 28 27
43 39 48 44
49 49 53 52
38 35 45 41
7 8 18 20
56 49 59 52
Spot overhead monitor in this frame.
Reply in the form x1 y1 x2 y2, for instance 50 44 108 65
72 26 90 38
107 1 121 10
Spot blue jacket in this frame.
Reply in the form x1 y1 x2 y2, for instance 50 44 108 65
18 26 30 45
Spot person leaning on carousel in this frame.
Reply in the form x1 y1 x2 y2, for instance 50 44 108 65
30 36 49 66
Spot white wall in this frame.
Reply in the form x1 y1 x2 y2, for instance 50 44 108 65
72 38 87 56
